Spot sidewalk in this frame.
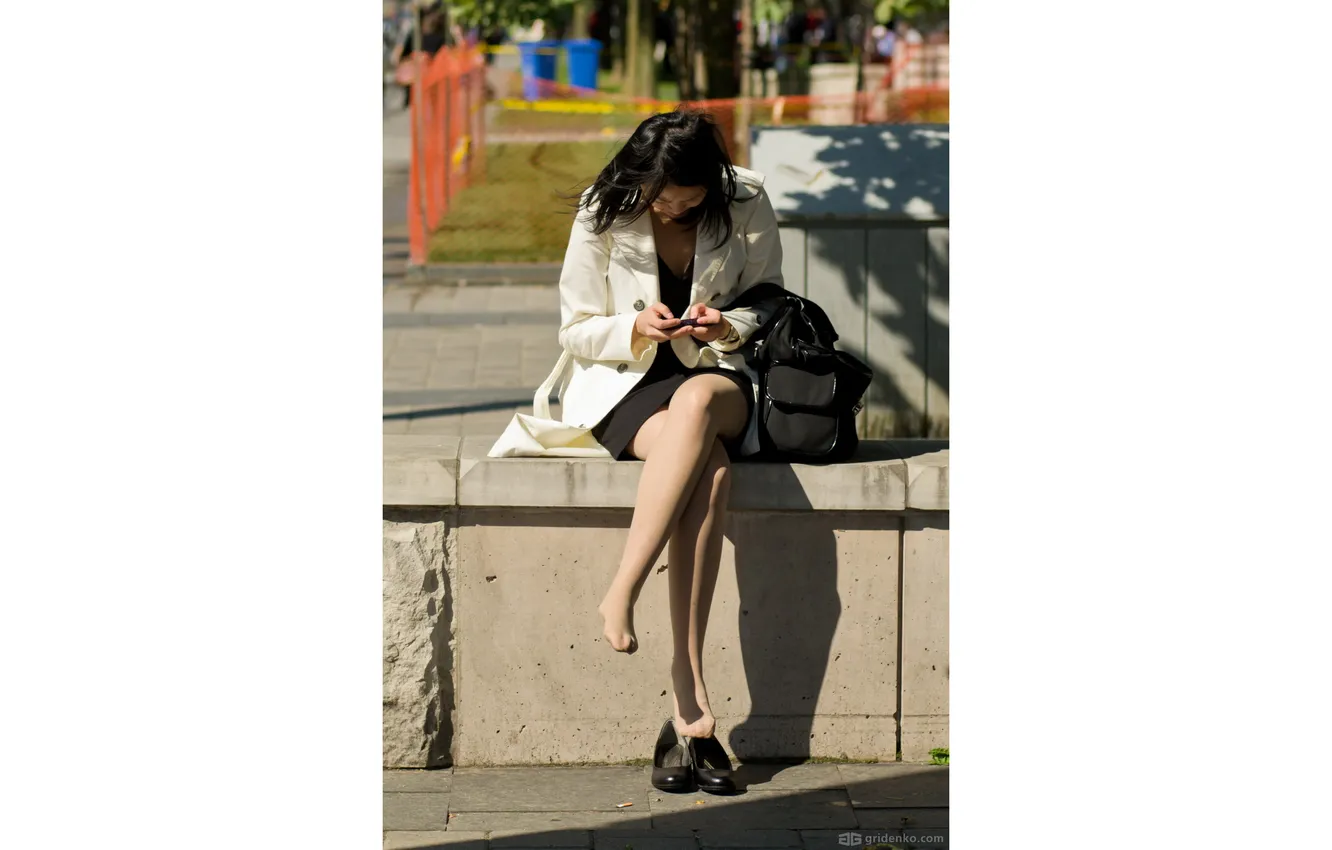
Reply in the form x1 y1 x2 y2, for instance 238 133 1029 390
385 763 949 849
382 93 571 438
383 283 564 437
385 106 413 285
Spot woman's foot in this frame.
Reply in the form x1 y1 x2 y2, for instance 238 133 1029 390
671 657 716 738
597 594 638 653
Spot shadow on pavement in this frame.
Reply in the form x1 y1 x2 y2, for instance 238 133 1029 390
383 400 529 420
384 769 949 847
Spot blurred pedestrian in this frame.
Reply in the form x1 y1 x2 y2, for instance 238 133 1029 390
483 25 506 66
394 5 447 107
874 22 895 62
655 0 676 81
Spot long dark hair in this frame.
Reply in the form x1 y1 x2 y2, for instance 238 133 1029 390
574 108 748 250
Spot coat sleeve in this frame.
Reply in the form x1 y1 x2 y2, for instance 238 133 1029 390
711 185 785 353
556 206 647 363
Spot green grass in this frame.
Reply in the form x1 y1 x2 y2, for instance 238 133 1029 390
804 755 886 764
489 108 645 135
929 747 949 765
427 142 621 263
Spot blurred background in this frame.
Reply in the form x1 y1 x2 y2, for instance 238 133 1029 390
384 0 949 439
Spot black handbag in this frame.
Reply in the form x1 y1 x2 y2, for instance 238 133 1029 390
722 284 873 463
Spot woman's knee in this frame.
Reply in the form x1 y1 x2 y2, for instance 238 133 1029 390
670 377 743 427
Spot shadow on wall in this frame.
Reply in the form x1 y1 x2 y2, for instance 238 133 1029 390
388 445 941 770
761 125 948 219
729 462 841 762
756 125 949 437
729 440 937 760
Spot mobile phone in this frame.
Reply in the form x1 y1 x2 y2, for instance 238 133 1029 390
675 317 701 328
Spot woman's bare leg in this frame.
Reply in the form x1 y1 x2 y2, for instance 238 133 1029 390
666 438 731 738
597 374 748 653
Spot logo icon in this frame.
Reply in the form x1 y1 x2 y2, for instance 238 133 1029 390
838 833 863 846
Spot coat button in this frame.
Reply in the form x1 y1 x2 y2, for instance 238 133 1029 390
617 363 628 373
633 299 645 311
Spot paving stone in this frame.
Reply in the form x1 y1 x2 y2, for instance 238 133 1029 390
384 311 562 329
381 283 570 440
388 353 440 372
426 368 484 390
728 764 847 793
694 827 801 846
647 789 856 831
461 410 522 433
485 825 591 847
849 808 948 830
449 766 651 812
383 290 418 313
386 368 433 390
406 415 466 435
448 811 639 834
836 765 948 808
801 828 948 850
387 327 442 346
384 831 487 849
385 769 455 793
384 793 452 831
593 829 699 850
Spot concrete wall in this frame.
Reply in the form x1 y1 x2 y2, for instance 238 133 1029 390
384 436 950 767
753 125 949 438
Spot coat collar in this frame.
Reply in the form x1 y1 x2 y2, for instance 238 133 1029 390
609 167 765 302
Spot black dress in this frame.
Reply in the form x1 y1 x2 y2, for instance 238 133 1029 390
590 255 755 461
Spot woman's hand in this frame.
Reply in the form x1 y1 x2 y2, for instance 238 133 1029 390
633 302 696 345
683 303 732 344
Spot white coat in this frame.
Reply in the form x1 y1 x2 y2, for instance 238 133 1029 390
553 165 785 457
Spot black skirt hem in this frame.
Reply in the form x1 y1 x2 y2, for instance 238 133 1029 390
590 369 755 461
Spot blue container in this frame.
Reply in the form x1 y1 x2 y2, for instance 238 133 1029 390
563 39 603 91
517 40 559 100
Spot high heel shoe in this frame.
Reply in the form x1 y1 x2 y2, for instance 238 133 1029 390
687 734 736 795
650 719 694 793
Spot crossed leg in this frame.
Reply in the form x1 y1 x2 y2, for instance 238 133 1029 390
664 438 730 738
596 373 747 737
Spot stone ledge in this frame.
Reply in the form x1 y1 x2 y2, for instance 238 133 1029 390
902 444 949 511
384 435 462 507
387 434 947 511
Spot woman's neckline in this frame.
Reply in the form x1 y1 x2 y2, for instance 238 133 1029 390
656 253 693 281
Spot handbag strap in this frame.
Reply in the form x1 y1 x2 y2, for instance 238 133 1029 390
533 348 572 419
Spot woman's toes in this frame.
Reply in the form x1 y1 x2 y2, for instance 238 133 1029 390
675 713 716 739
602 628 635 652
598 600 637 653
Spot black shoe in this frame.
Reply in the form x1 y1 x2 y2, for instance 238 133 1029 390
651 719 694 793
687 734 736 794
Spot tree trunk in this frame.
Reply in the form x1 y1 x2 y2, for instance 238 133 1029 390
672 0 699 101
698 0 738 99
735 0 753 165
611 0 625 85
571 3 589 39
626 0 641 94
626 0 658 97
634 0 657 98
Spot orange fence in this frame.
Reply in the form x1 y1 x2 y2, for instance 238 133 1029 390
401 42 947 266
406 45 486 266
